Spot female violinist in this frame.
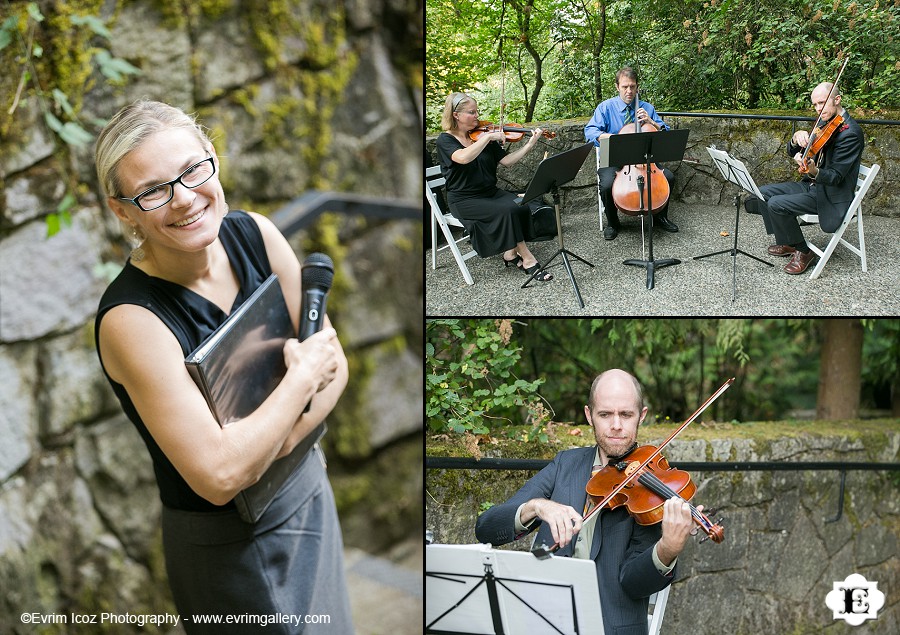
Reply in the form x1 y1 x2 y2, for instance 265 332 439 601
435 92 553 282
584 67 679 240
744 74 864 275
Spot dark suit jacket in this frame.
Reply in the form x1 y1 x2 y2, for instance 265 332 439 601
475 446 674 635
787 112 864 233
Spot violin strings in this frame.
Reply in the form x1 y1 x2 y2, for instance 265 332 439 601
637 471 713 529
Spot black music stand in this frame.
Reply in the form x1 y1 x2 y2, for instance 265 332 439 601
426 543 603 635
694 147 773 302
516 141 595 309
597 128 689 290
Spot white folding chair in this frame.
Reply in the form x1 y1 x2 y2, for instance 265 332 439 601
595 146 604 231
798 162 879 280
647 585 671 635
426 165 476 285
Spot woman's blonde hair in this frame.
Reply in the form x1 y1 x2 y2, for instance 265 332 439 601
440 92 475 132
94 100 212 198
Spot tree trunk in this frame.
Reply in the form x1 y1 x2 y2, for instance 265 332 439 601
816 319 863 420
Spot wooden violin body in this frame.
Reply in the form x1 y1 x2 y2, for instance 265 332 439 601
798 113 844 174
611 121 670 216
586 445 724 543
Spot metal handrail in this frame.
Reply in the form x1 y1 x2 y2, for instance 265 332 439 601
270 191 420 236
425 456 900 472
658 111 900 126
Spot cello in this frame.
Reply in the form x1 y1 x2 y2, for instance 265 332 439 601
610 88 671 216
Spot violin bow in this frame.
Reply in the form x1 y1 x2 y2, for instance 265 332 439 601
800 54 850 167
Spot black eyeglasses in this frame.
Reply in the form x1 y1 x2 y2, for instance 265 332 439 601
118 156 216 212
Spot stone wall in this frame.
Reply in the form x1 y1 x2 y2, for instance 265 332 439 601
426 114 900 221
0 1 422 631
426 428 900 635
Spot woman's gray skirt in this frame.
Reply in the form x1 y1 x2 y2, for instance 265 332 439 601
162 447 353 633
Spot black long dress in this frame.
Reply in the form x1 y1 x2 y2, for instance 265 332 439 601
436 132 535 257
95 211 353 634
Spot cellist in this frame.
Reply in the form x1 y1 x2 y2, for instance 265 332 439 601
585 67 680 240
745 80 864 274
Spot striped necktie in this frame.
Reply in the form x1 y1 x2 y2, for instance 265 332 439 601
623 106 634 125
583 464 604 515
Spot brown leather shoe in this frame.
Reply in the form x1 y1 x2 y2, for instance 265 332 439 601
767 244 797 257
783 250 816 274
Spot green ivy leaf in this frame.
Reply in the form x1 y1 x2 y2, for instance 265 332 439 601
52 89 76 118
26 2 44 23
94 49 141 81
57 191 77 214
44 111 63 132
58 121 94 147
71 14 111 39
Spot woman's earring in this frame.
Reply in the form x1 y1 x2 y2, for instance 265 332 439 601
130 225 145 262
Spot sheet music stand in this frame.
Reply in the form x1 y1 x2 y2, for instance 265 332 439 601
597 129 689 290
516 142 596 309
425 543 602 635
695 147 773 302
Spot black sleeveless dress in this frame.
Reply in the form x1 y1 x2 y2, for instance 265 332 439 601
435 132 536 257
95 211 353 633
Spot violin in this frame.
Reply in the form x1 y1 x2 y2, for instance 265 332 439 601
469 120 557 143
798 55 850 175
798 113 845 174
585 445 724 542
611 90 670 215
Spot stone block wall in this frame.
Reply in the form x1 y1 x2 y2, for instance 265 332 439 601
426 430 900 635
0 1 422 630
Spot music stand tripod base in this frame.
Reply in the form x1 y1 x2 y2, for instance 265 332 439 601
619 208 679 290
697 147 775 302
522 198 594 308
517 142 596 309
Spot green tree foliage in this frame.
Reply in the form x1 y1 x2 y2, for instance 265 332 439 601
426 319 549 440
426 0 900 131
426 319 900 436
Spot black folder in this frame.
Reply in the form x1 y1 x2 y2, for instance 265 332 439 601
185 273 326 523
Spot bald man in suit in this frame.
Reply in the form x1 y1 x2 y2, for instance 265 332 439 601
745 81 864 274
475 370 698 635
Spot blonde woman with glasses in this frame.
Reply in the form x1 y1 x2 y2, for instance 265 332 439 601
93 100 352 633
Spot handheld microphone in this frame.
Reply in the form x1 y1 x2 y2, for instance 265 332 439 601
299 252 334 341
299 253 334 413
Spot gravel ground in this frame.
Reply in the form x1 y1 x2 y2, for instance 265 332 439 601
425 201 899 316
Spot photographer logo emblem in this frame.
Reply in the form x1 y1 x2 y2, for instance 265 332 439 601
825 573 885 625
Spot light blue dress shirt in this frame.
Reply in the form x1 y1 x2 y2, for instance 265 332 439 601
584 96 669 146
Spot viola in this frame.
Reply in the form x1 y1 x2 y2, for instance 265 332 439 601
610 93 670 215
585 445 724 542
469 120 557 143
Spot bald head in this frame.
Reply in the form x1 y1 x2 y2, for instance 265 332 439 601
588 369 644 413
811 82 841 120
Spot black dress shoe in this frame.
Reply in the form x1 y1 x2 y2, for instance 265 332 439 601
603 226 619 240
655 216 679 232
